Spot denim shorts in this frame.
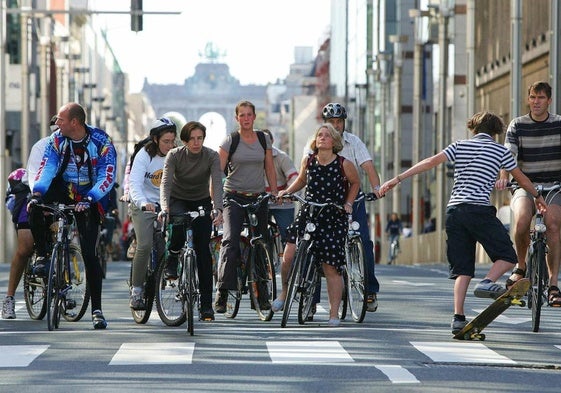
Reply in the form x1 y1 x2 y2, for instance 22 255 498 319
446 203 516 279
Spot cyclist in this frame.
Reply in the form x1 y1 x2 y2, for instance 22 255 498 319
272 123 360 327
379 111 546 335
27 102 116 329
214 100 278 313
2 117 57 319
497 81 561 306
128 118 177 310
321 103 382 312
386 212 403 264
159 121 224 321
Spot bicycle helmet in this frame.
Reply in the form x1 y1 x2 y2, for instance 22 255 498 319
322 103 347 120
149 117 176 136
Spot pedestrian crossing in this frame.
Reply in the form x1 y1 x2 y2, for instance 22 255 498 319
1 338 559 383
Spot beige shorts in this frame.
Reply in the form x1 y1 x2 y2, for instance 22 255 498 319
511 183 561 210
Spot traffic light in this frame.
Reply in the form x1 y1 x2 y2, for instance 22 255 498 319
131 0 143 32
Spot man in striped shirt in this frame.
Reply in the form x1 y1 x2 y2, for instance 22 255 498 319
499 81 561 307
379 111 546 335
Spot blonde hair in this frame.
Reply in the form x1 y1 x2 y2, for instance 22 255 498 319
309 123 343 153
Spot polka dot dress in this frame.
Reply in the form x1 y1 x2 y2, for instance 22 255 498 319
286 154 348 272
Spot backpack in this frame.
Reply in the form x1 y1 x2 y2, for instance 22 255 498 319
6 169 30 224
224 130 267 175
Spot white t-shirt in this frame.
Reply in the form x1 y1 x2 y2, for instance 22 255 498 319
128 148 165 208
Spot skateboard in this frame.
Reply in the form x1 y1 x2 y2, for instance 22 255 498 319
453 278 530 341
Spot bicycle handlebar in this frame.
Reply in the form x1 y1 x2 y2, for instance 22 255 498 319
225 193 273 210
506 181 561 196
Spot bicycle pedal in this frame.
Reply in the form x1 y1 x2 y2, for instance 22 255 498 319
65 299 76 310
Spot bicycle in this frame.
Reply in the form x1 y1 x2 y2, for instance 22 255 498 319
267 218 283 272
520 183 561 332
388 237 400 265
129 206 165 324
35 203 90 330
223 193 276 321
344 192 378 323
97 213 115 279
279 193 345 327
155 207 206 335
23 251 47 320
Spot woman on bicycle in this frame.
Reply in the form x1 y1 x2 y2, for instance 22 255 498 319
272 123 360 327
128 118 177 310
214 101 278 313
386 212 403 264
159 121 224 321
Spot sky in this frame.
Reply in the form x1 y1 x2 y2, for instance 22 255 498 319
93 0 331 93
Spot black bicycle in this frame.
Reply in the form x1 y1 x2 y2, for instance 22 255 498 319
344 192 378 323
280 193 345 327
129 207 165 324
35 204 90 330
224 193 276 321
523 183 561 332
156 207 206 335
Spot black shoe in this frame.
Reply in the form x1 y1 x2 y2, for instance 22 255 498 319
165 254 179 279
92 310 107 330
200 306 215 321
214 290 228 314
33 256 49 277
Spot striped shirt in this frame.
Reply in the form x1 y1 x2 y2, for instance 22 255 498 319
443 133 517 206
504 113 561 183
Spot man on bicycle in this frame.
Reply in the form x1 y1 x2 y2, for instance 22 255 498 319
386 212 403 264
322 103 382 311
497 81 561 306
27 102 116 329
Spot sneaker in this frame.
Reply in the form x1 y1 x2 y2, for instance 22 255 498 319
214 290 228 314
451 318 468 335
2 296 16 319
92 310 107 329
474 280 506 299
33 256 49 277
200 306 215 321
129 293 145 310
165 254 179 279
328 318 341 327
366 293 378 312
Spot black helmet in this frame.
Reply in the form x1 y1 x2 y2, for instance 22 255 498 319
322 103 347 120
149 117 176 136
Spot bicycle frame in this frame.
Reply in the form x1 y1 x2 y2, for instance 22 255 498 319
225 193 276 321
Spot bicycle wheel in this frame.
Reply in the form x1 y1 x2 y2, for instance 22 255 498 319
98 238 108 279
346 237 367 322
248 241 276 321
155 253 186 326
298 256 320 325
281 240 309 328
338 268 348 320
183 251 197 335
63 244 90 322
23 255 47 320
529 240 547 332
46 244 62 331
268 225 282 272
225 267 243 319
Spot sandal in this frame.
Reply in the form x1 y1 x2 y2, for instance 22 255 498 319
548 286 561 307
506 267 526 289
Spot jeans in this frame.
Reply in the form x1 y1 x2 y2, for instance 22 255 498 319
353 197 379 294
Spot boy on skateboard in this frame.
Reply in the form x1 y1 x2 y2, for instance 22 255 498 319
380 112 546 334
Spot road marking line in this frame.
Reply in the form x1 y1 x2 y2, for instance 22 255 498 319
375 365 419 384
411 342 516 364
472 309 530 324
267 341 353 363
109 342 195 365
0 345 49 367
392 280 434 287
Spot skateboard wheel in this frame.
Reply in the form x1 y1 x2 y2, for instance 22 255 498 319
478 334 486 341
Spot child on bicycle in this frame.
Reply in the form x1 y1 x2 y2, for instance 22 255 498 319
379 111 546 335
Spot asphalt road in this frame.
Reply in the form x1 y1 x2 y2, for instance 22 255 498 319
2 260 561 393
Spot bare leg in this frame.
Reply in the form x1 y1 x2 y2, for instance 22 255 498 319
275 242 295 302
484 259 516 283
323 263 343 320
6 229 34 297
453 275 471 316
545 204 561 288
